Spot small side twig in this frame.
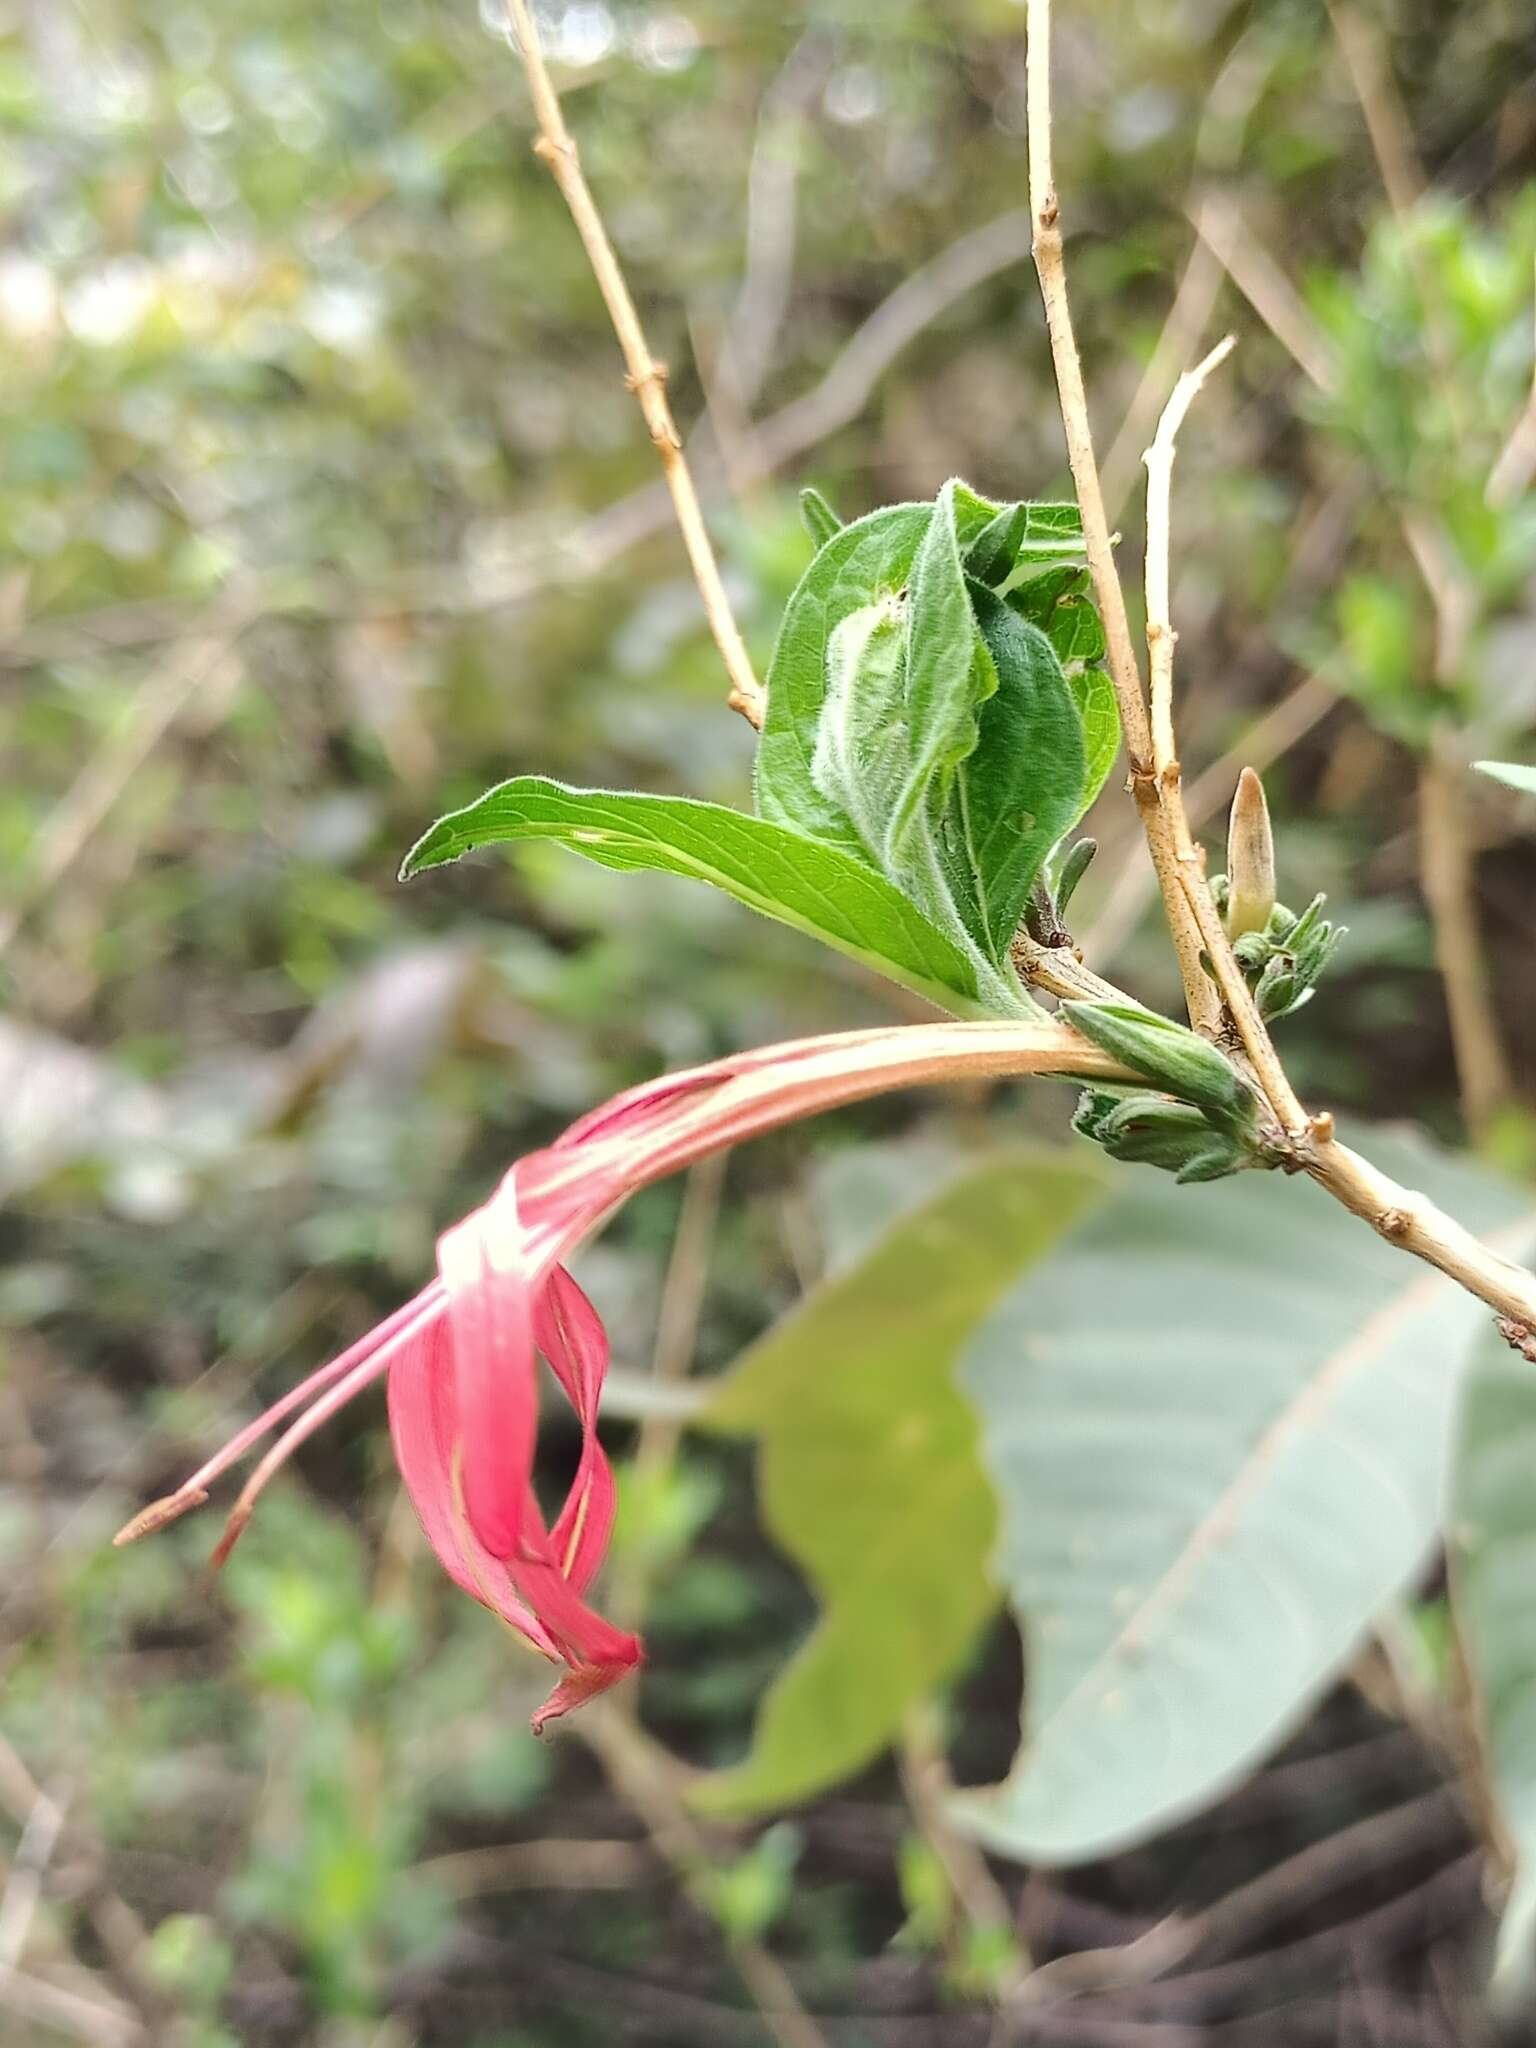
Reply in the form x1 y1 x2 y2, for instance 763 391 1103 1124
578 1706 832 2048
0 602 251 962
501 0 764 730
1190 193 1516 1137
1139 337 1310 1133
898 1705 1024 1988
0 1780 68 1975
1419 736 1512 1141
1141 335 1235 776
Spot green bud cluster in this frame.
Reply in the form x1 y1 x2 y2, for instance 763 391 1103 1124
1061 999 1269 1185
1212 883 1347 1022
1071 1089 1254 1183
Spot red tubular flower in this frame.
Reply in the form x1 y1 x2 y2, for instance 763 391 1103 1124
116 1020 1119 1731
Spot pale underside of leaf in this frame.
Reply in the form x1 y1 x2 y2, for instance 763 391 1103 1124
953 1130 1532 1863
1450 1325 1536 1987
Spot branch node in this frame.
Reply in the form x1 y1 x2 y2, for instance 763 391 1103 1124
1498 1317 1536 1365
1379 1207 1412 1241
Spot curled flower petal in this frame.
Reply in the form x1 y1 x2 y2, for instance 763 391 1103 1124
117 1018 1118 1728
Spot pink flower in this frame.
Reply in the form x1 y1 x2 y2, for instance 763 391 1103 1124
116 1020 1116 1731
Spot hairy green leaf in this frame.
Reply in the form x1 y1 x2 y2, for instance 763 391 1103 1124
400 776 1029 1016
945 587 1087 958
888 479 1002 859
953 1131 1531 1862
693 1151 1106 1816
1066 664 1121 820
799 486 843 548
1010 564 1107 669
966 501 1085 587
757 498 946 851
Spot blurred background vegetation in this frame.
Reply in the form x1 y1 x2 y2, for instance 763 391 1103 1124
3 0 1536 2042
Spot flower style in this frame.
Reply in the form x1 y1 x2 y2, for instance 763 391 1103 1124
116 1020 1120 1732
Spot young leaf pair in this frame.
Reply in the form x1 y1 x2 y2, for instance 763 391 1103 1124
404 478 1119 1022
755 477 1117 1013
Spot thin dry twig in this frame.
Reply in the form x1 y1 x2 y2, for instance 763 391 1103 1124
1139 338 1309 1130
0 1779 67 1973
414 1836 648 1897
1082 671 1337 964
1142 335 1236 776
0 603 251 961
898 1705 1023 1988
1023 0 1214 1033
1102 241 1225 523
501 0 764 730
1025 0 1536 1332
579 1705 833 2048
1190 192 1340 395
1190 188 1517 1138
1419 738 1513 1140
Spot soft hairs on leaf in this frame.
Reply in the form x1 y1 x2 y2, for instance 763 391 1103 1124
400 774 1035 1018
757 477 1095 978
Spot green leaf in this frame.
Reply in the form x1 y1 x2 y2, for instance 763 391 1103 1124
888 479 1001 858
755 497 944 852
1450 1323 1536 1988
400 776 1028 1017
693 1151 1107 1817
799 487 843 548
1066 664 1120 820
1009 564 1107 669
1476 760 1536 796
946 586 1086 959
1008 564 1119 824
952 1130 1532 1863
758 482 1007 840
966 501 1085 587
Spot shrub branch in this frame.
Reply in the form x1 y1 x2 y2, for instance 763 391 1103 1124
1023 0 1536 1339
502 0 765 730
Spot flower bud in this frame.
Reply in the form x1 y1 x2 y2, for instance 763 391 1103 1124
1225 767 1276 941
1060 999 1253 1119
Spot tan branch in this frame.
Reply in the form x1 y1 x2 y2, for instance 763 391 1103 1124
1419 739 1512 1140
501 0 764 730
1303 1133 1536 1328
1024 0 1214 1032
1082 672 1336 965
